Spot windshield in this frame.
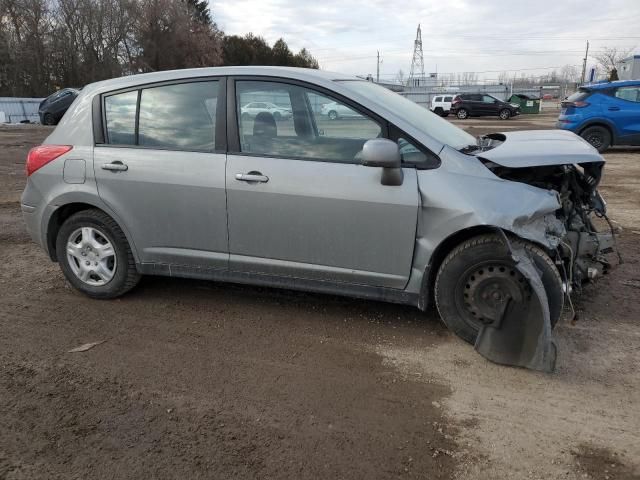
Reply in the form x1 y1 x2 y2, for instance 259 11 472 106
338 80 476 150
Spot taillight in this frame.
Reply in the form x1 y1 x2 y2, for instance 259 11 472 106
26 145 72 176
561 100 590 108
452 97 461 105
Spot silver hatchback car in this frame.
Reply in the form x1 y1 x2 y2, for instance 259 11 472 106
22 66 615 371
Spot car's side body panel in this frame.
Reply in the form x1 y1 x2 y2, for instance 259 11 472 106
226 154 419 289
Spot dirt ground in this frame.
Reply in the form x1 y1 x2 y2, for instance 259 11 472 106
0 112 639 479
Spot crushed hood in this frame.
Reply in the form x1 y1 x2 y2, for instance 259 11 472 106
477 130 605 168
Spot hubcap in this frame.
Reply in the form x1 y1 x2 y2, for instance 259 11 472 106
459 263 531 328
500 111 509 119
66 227 116 286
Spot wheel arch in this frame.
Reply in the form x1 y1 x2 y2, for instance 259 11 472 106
578 120 617 144
46 201 139 264
418 225 556 310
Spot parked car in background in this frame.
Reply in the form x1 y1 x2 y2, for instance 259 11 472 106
320 101 362 120
241 102 291 120
450 93 520 120
21 66 615 371
556 80 640 152
430 94 455 117
38 88 79 125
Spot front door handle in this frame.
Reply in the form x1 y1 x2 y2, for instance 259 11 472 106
235 172 269 183
608 106 620 111
101 161 128 172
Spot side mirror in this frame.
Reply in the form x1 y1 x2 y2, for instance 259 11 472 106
361 138 403 186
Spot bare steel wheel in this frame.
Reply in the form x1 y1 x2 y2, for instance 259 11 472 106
434 234 563 344
457 262 531 331
66 227 116 286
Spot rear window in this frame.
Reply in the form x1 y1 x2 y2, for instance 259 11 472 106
434 96 442 102
103 80 220 151
614 86 640 103
566 89 591 102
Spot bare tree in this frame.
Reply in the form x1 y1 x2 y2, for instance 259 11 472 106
394 69 405 85
594 46 635 76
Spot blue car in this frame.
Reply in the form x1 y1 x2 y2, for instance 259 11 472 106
557 80 640 152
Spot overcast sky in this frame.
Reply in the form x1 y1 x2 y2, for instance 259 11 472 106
213 0 640 81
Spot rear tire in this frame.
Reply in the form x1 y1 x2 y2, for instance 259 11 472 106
434 107 444 116
434 234 563 344
580 125 611 153
56 209 140 299
456 108 469 119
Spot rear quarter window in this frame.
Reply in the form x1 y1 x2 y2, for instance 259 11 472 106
104 90 138 145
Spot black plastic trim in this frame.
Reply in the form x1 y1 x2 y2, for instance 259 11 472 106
138 262 420 307
92 94 105 144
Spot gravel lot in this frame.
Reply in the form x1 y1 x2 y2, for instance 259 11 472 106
1 112 639 479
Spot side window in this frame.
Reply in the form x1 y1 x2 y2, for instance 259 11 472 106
390 126 439 169
444 96 453 102
236 80 381 163
614 87 640 103
104 90 138 145
138 81 219 151
482 95 495 103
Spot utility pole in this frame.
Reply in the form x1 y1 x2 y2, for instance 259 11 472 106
376 51 380 83
580 41 590 85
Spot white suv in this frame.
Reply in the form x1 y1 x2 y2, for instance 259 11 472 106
430 94 455 117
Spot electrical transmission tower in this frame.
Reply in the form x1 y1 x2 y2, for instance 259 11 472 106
408 24 425 87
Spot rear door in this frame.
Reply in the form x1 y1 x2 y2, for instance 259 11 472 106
609 86 640 143
465 94 483 115
93 78 228 270
225 78 419 289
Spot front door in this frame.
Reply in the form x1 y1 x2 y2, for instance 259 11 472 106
610 85 640 143
94 79 228 270
225 79 419 289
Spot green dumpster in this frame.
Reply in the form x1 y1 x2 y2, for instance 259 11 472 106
508 94 540 114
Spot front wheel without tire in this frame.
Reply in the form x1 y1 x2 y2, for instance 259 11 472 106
434 234 563 344
499 109 511 120
456 108 469 119
56 209 140 299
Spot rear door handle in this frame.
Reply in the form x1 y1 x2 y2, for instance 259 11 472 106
235 172 269 183
608 106 620 111
101 161 128 172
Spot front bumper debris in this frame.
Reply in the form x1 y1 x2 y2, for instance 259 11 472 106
474 240 557 373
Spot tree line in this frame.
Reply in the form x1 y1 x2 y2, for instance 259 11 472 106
0 0 319 97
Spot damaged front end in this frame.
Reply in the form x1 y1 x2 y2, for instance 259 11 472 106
465 131 619 372
481 157 617 291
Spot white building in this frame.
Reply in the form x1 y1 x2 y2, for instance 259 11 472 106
617 55 640 80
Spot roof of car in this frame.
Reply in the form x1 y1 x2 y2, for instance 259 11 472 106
85 66 356 92
585 80 640 89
